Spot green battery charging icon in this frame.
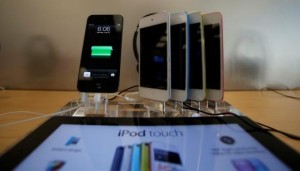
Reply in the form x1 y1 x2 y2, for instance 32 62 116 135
91 46 113 58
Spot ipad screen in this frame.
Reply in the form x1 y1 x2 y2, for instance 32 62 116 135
15 123 290 171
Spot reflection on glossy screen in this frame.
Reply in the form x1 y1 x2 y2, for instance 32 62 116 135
140 23 168 90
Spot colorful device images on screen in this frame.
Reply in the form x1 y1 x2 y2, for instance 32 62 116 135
91 46 113 58
111 142 183 171
46 160 66 171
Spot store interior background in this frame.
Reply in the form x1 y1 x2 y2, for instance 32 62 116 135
0 0 299 91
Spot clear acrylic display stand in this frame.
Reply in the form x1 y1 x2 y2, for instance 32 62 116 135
63 92 243 117
72 92 109 117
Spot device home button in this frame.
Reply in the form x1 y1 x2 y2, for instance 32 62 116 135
96 83 102 89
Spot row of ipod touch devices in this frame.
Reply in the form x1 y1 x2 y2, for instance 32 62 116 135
138 12 224 102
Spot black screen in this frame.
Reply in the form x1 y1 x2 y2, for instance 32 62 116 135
154 149 182 164
204 24 221 89
77 15 123 92
171 23 186 90
189 22 203 89
140 23 168 90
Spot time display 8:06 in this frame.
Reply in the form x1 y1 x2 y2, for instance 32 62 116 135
97 26 111 32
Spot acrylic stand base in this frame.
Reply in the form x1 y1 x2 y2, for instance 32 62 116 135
60 92 243 117
72 92 109 117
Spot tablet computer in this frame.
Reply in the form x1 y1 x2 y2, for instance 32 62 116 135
0 116 299 171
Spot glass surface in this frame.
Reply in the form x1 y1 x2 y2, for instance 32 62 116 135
15 123 290 171
140 23 168 90
171 23 186 90
205 24 221 89
189 22 203 89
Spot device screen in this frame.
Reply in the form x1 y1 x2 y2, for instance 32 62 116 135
78 15 123 92
204 23 221 89
154 149 182 164
152 148 183 171
13 124 291 171
189 22 203 89
171 23 186 90
140 23 168 90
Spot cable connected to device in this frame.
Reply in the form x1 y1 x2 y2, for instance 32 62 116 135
183 102 300 140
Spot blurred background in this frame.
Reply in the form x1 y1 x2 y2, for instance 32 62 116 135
0 0 299 91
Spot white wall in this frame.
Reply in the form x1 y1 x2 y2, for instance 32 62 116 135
0 0 299 90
